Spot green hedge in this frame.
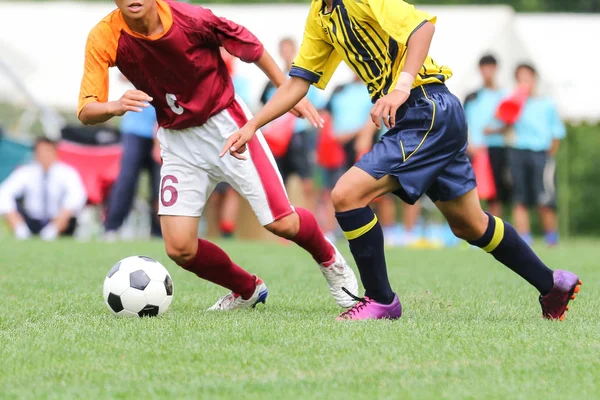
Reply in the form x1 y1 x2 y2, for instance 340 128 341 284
559 124 600 236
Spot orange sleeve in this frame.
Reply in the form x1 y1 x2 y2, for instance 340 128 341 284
77 21 118 117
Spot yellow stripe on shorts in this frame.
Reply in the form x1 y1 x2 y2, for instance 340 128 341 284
482 216 505 253
343 215 379 240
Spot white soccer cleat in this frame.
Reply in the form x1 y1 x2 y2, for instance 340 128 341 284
207 276 268 311
320 239 359 308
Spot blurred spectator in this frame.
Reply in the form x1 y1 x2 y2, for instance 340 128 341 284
104 76 161 239
261 37 325 211
0 137 86 240
464 54 510 216
509 63 565 246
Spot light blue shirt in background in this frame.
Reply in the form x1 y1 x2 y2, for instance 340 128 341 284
120 103 157 139
233 75 253 106
464 88 508 148
328 82 372 136
513 97 566 152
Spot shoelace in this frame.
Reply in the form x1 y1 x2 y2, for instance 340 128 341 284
339 287 372 318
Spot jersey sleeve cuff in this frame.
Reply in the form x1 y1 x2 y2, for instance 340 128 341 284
289 66 321 84
406 19 428 45
239 43 265 64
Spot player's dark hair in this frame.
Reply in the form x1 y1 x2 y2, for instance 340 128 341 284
515 63 537 77
478 54 497 66
34 136 58 149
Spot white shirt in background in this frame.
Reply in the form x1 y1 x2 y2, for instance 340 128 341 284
0 161 87 221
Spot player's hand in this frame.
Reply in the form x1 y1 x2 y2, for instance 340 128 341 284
370 90 409 130
220 123 256 160
112 90 153 116
291 97 325 128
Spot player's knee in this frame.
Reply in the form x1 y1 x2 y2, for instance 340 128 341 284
165 241 196 267
448 223 471 241
265 214 299 239
331 183 359 212
448 213 488 241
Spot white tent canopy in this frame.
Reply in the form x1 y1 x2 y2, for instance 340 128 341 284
0 2 597 122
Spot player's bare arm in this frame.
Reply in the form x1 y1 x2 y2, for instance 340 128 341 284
370 21 435 129
79 90 153 125
220 76 313 160
254 50 322 126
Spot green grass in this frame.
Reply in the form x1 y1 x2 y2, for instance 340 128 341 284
0 239 598 399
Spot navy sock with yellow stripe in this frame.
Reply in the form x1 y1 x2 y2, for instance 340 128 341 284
469 212 554 295
335 206 395 304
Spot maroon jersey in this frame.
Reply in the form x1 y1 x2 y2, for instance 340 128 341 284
78 0 264 130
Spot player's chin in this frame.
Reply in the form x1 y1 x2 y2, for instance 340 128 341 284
122 9 147 20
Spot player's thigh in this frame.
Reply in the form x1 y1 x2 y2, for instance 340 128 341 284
331 166 401 212
434 188 488 241
158 148 216 261
222 132 293 226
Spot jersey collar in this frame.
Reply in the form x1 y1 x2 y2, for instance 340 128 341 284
320 0 342 15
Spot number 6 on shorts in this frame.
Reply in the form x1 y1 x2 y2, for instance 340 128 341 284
160 175 179 207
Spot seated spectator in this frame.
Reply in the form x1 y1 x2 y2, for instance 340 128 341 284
0 137 87 240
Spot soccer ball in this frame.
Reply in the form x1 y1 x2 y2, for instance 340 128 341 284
103 256 174 317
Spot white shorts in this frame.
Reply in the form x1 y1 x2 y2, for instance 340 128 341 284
156 96 293 226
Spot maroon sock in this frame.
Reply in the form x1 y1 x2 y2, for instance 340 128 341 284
180 239 256 299
291 207 335 264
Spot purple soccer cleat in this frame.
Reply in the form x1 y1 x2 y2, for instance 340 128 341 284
539 270 582 321
336 288 402 320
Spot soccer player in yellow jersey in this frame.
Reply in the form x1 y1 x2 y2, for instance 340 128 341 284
224 0 582 320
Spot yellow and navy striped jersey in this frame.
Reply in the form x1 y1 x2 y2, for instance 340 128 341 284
290 0 452 102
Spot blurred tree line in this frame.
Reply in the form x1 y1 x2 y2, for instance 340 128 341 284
65 0 600 12
184 0 600 12
416 0 600 12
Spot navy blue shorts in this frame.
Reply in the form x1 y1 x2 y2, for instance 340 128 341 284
355 84 477 205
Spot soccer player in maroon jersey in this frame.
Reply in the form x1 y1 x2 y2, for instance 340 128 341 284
78 0 358 310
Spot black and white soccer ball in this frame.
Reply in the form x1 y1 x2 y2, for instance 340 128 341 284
103 256 174 317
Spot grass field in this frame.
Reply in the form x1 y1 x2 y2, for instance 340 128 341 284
1 238 598 399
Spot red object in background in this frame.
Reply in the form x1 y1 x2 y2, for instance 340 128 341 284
261 114 296 158
472 148 496 201
57 141 122 205
317 113 346 169
496 85 529 125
